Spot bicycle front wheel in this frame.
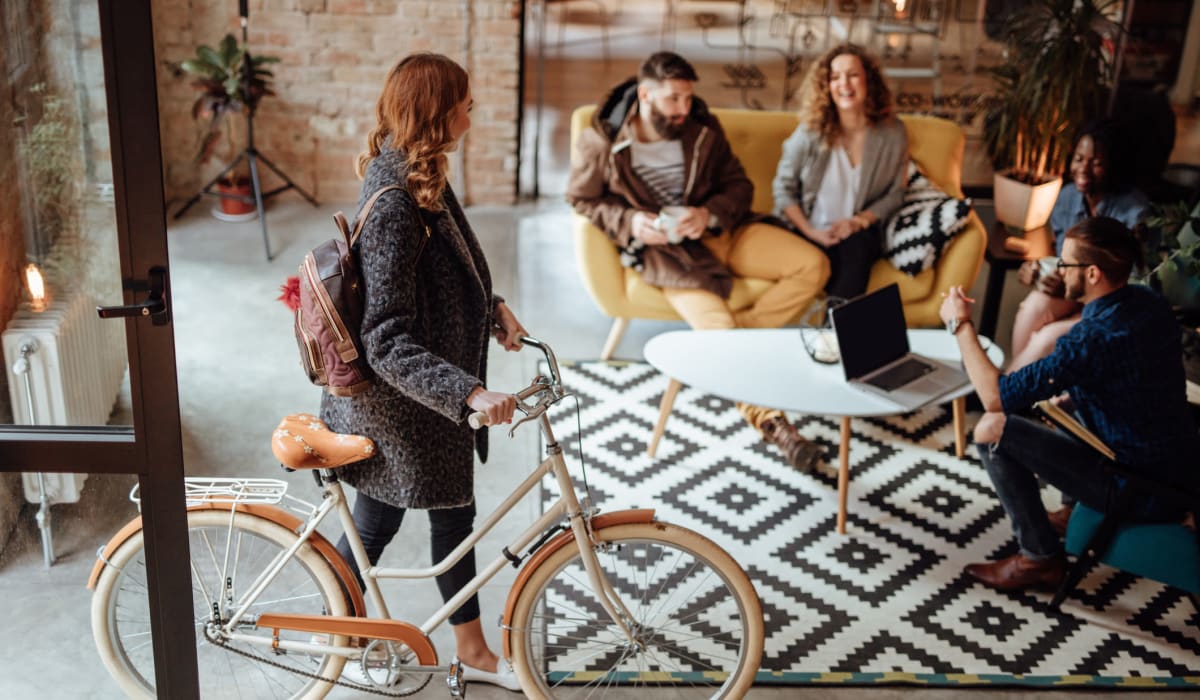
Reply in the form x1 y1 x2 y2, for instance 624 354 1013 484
91 509 350 699
509 521 763 698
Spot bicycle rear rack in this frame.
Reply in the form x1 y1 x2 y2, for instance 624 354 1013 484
129 477 290 508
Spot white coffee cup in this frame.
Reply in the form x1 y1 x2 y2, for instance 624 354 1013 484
657 205 689 244
1038 256 1059 278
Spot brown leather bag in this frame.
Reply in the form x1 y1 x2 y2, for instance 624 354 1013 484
293 185 432 396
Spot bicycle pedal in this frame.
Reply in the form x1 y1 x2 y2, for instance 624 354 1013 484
446 656 465 698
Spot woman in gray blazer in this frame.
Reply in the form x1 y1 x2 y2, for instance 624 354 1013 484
321 53 526 691
773 43 908 299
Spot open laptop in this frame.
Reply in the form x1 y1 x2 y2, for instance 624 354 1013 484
830 283 969 410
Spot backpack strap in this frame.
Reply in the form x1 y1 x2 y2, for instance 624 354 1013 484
347 185 436 263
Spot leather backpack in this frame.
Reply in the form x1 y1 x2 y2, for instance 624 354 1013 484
294 185 431 395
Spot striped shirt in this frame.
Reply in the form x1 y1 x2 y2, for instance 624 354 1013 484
631 138 685 206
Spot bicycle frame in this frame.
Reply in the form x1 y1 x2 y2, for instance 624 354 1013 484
215 342 640 666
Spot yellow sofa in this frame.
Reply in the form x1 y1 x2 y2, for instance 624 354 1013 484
570 106 986 360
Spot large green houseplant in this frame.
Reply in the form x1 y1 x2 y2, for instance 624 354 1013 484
177 34 278 215
982 0 1119 229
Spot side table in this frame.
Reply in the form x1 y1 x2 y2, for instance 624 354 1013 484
978 222 1055 339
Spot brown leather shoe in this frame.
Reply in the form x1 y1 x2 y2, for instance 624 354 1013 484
964 552 1067 591
1047 505 1074 538
761 416 824 472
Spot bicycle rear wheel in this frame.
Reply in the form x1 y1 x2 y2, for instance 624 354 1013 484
91 509 349 699
508 521 763 698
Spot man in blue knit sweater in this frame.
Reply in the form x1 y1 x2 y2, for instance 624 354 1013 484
940 216 1197 590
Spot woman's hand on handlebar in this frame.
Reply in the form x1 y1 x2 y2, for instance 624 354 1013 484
466 386 516 425
493 302 527 352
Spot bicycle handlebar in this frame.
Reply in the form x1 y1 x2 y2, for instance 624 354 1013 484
467 336 562 430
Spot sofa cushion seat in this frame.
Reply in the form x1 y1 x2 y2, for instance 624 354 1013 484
868 258 936 303
624 269 775 316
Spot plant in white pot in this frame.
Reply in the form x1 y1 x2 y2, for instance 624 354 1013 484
982 0 1119 230
177 34 278 218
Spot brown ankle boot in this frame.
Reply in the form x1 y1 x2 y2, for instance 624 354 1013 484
963 552 1067 591
761 416 823 472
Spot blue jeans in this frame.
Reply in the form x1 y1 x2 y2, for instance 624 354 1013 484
975 415 1179 560
335 491 480 625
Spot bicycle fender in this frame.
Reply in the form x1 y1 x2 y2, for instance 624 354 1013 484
86 503 367 618
499 509 656 658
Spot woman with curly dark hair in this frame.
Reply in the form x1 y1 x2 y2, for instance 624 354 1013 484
772 43 908 299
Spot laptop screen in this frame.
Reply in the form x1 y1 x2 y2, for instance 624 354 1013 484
831 283 911 380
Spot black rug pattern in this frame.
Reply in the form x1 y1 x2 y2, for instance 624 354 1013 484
537 361 1200 686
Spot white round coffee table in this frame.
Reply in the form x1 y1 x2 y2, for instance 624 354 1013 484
644 328 1005 534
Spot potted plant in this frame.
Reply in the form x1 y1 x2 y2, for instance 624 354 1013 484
982 0 1119 230
177 34 278 217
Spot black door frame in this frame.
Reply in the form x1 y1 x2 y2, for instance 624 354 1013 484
0 1 198 696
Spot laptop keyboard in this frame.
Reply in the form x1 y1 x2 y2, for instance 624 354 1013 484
866 358 934 391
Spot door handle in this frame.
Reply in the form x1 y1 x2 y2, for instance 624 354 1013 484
97 266 170 326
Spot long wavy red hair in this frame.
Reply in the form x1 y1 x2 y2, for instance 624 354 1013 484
796 43 893 145
356 53 469 211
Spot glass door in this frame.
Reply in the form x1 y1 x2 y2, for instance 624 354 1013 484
0 0 197 696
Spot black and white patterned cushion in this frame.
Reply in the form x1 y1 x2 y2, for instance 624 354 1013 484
883 161 972 276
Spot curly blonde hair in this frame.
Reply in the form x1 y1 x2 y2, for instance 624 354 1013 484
356 53 469 211
796 43 893 144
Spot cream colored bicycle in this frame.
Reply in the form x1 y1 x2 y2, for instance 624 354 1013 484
88 337 763 699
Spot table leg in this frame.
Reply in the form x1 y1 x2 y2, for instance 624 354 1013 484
837 416 851 535
979 260 1007 340
646 378 682 458
953 396 967 457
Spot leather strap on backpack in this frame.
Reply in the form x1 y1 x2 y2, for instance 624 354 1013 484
349 185 404 246
348 184 435 262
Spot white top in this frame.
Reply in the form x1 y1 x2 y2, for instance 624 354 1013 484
808 145 859 230
631 139 685 206
644 328 1005 418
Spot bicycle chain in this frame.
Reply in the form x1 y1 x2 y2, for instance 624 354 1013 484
202 626 431 697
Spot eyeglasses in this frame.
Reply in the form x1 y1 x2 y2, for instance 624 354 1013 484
1055 260 1094 271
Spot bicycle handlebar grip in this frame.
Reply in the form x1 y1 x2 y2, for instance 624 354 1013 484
467 412 491 430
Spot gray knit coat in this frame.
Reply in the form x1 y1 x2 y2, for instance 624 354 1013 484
320 148 497 509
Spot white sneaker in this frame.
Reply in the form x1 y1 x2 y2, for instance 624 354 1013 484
461 658 523 692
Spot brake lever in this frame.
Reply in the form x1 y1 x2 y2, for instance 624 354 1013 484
507 409 542 438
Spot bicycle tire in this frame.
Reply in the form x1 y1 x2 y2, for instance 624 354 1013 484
91 509 350 699
508 521 763 699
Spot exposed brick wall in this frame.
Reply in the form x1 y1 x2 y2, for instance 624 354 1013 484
153 0 522 206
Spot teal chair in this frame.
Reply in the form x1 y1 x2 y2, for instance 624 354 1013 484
1036 403 1200 611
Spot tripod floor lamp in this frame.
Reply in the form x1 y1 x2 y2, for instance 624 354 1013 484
174 4 317 261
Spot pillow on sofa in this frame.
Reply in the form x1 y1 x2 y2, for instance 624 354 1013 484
883 161 972 276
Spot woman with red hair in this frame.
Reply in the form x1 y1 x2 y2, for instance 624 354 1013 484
322 52 525 691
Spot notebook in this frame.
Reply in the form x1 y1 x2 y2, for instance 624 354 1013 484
830 283 969 410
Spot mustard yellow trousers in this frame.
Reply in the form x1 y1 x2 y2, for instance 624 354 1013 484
661 221 830 432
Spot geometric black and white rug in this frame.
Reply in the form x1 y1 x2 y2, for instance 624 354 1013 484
539 361 1200 688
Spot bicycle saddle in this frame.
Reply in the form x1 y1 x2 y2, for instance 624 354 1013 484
271 413 375 470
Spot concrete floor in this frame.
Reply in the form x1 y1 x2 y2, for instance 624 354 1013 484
0 197 1193 699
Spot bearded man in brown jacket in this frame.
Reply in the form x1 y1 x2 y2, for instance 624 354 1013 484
567 51 830 471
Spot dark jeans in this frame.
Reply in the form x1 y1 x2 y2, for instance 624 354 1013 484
976 415 1181 560
824 223 883 300
335 491 480 625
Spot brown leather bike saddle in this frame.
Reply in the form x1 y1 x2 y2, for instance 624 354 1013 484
271 413 375 470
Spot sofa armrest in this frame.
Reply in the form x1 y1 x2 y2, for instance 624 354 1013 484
573 214 631 318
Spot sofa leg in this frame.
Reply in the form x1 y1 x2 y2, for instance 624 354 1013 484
600 318 629 361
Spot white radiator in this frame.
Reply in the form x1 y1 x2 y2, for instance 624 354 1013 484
3 292 127 504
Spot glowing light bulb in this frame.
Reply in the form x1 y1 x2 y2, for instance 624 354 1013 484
25 264 46 312
894 0 907 11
